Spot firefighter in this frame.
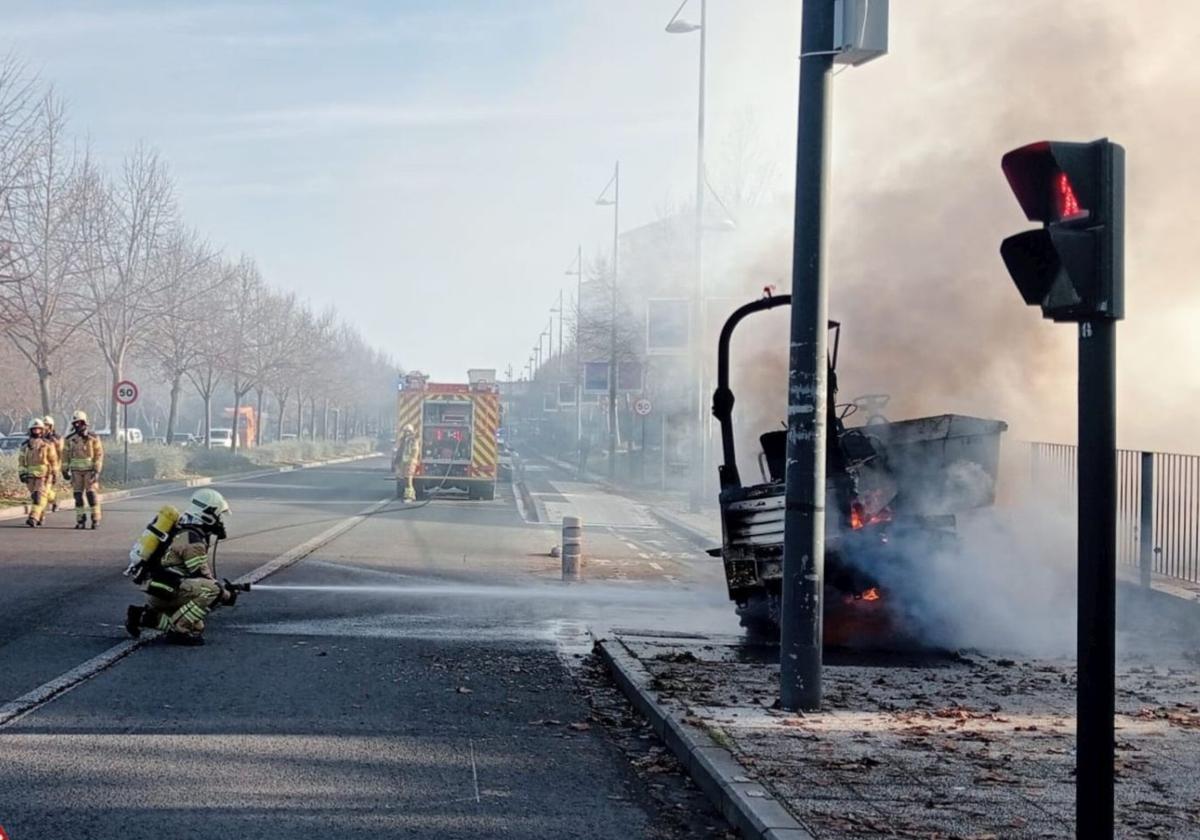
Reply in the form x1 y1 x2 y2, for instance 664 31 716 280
393 423 420 502
18 418 60 527
42 415 63 514
124 488 237 646
63 410 104 529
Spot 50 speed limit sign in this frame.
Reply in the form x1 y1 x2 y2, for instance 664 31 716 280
633 398 652 417
114 380 139 406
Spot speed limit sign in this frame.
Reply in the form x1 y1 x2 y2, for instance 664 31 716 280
114 380 139 406
633 398 652 416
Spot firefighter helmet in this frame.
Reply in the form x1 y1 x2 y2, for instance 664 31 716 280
43 415 56 429
402 424 415 434
28 418 45 432
189 488 231 524
72 410 88 424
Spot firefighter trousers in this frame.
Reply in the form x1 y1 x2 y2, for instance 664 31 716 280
25 477 47 524
70 470 101 524
145 578 222 636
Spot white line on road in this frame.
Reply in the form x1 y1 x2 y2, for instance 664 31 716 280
649 561 664 571
0 495 392 729
469 739 481 804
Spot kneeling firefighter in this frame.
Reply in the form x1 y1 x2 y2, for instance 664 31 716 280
123 488 246 646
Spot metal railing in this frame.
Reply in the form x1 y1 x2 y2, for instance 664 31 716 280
1028 442 1200 588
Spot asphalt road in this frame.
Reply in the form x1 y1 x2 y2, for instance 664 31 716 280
0 455 737 839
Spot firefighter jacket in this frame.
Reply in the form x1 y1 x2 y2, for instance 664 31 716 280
63 430 104 474
161 527 214 578
394 432 420 476
18 437 60 478
45 431 64 462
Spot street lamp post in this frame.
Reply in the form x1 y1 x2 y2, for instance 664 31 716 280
566 245 584 443
666 0 707 513
596 163 620 481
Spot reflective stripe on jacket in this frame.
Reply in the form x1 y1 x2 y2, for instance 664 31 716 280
64 431 104 472
18 438 58 476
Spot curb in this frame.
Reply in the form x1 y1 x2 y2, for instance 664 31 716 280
596 637 815 840
0 451 383 522
647 506 721 550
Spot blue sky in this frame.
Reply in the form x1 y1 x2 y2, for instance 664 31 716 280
2 1 803 379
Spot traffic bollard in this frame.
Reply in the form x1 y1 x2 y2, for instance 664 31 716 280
562 515 582 581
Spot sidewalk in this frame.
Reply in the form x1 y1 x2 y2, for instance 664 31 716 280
599 631 1200 840
0 451 383 522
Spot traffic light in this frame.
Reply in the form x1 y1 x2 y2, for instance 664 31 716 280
999 139 1125 322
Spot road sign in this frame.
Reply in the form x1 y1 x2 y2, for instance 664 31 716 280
633 398 652 417
114 380 139 405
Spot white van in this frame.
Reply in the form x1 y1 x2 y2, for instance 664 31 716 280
208 428 234 449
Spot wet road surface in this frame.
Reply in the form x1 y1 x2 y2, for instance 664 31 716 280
0 455 738 839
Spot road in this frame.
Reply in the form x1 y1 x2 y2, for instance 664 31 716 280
0 454 739 839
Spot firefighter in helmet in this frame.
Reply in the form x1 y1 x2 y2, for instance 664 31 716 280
63 410 104 529
124 488 238 646
42 415 64 514
17 418 60 527
393 423 420 502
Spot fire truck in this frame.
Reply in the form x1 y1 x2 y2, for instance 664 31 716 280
395 369 501 501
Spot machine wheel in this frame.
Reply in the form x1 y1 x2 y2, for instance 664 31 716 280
478 483 495 501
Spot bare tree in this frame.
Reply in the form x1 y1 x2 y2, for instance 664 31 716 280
145 228 216 443
0 55 40 287
184 261 235 447
0 91 94 414
79 144 176 432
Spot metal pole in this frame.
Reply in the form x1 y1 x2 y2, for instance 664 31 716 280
688 0 708 514
609 161 620 481
1139 451 1153 589
123 403 129 484
661 412 667 490
575 244 583 444
557 291 564 376
780 0 835 712
1076 318 1116 839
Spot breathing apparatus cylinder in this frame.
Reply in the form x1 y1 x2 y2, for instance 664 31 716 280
127 504 181 575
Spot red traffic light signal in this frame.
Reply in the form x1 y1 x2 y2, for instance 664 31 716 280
999 139 1124 322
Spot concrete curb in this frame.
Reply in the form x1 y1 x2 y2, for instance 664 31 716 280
596 637 815 840
0 451 383 522
647 506 721 549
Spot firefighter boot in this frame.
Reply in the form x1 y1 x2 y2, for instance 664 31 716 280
26 515 36 528
165 631 204 647
125 606 144 638
74 515 86 529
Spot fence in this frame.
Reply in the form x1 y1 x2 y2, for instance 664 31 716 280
1028 443 1200 588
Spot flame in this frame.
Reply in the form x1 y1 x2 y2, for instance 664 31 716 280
849 500 892 531
861 587 881 602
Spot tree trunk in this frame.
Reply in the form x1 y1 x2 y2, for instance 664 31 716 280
231 378 242 454
308 396 317 440
37 366 52 417
254 387 264 446
276 392 287 441
322 398 329 440
295 388 303 439
203 393 212 448
165 373 182 444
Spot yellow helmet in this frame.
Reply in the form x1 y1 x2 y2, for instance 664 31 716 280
72 410 88 424
402 424 415 434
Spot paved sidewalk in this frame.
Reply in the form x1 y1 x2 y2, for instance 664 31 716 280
603 630 1200 840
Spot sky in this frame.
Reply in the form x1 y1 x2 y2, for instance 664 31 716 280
1 0 804 381
5 1 1200 450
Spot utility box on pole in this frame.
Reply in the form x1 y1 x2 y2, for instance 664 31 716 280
834 0 889 66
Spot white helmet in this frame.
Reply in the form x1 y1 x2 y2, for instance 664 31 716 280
403 424 415 434
28 418 45 431
72 410 88 424
43 415 56 429
189 488 231 526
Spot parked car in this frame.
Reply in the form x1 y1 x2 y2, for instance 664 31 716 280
0 435 25 452
208 428 234 449
280 433 298 441
171 433 198 447
498 442 516 481
94 428 144 444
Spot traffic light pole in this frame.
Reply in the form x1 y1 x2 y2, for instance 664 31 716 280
1076 318 1116 838
780 0 835 712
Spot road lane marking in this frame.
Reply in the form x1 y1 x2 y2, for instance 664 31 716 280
0 496 392 729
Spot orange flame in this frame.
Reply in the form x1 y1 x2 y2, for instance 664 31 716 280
861 587 881 602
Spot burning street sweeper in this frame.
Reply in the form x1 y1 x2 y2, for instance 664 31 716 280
122 488 249 646
711 292 1008 640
